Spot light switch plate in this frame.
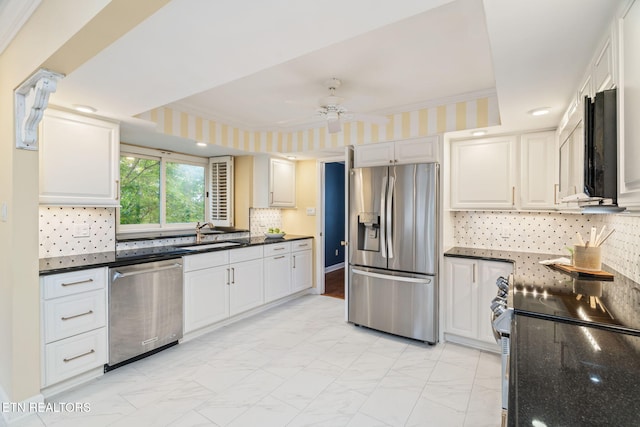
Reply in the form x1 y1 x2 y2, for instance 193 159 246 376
306 207 316 216
1 202 7 222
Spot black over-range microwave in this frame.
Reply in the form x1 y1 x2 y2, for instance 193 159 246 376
561 88 623 211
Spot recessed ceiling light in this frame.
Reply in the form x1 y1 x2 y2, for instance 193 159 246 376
528 107 550 116
72 104 97 113
471 130 487 137
286 156 296 160
196 142 207 147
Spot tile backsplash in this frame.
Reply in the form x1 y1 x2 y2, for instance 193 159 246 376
39 207 116 258
249 208 282 235
452 211 640 283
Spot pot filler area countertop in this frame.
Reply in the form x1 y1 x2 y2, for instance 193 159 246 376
40 234 313 275
445 247 640 427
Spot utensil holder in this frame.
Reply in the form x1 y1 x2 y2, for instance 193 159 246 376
573 245 602 271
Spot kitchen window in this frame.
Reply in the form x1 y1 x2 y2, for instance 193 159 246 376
118 144 208 232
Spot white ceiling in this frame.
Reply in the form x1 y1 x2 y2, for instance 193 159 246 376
39 0 622 157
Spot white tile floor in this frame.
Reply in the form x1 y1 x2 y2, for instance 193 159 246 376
3 295 501 427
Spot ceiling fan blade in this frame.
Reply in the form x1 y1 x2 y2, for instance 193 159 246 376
276 115 325 127
327 119 341 134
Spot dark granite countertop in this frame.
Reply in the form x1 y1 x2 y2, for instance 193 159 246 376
510 314 640 426
40 234 313 275
445 248 640 426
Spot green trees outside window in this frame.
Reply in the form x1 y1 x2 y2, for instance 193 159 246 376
166 162 205 223
119 154 205 226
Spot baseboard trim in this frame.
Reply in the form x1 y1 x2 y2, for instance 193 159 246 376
181 288 314 343
443 333 500 354
324 262 345 274
0 383 44 425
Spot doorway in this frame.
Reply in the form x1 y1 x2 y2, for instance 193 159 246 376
322 161 345 299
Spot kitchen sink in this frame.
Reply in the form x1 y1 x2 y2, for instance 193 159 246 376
180 242 242 251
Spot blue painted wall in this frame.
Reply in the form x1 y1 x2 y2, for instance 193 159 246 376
324 162 345 268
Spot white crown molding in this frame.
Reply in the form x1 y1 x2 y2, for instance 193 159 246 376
0 0 42 55
370 87 498 117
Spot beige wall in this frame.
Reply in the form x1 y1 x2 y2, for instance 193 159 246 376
0 0 167 403
282 160 318 287
233 156 253 230
281 160 318 236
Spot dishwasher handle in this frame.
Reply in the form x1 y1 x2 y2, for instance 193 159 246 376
112 263 182 281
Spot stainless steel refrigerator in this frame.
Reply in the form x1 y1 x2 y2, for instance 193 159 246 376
348 163 438 343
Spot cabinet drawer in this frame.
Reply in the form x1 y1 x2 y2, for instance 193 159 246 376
229 245 263 263
44 328 107 386
42 268 106 300
44 290 106 343
183 250 229 272
263 242 291 256
292 239 312 252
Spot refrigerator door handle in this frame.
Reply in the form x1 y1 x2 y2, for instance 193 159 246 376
386 175 395 259
352 268 432 284
380 175 388 258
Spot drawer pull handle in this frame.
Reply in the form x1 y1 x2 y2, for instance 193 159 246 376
63 349 95 363
61 310 94 321
293 255 296 268
298 244 308 247
274 255 286 260
274 247 285 251
61 279 94 287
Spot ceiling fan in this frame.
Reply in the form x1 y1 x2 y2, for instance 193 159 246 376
283 78 388 134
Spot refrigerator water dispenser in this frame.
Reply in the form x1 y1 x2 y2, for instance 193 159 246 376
357 212 380 252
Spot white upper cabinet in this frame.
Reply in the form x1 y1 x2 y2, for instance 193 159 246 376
450 136 517 209
270 158 296 207
354 141 394 167
557 115 585 205
354 137 439 167
39 109 120 206
520 131 557 209
618 0 640 208
593 37 614 92
450 132 558 211
252 156 296 208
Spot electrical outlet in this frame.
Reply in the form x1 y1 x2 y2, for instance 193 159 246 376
335 249 338 256
73 224 91 238
306 207 316 216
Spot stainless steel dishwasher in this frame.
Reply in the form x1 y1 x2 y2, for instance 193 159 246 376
107 259 183 369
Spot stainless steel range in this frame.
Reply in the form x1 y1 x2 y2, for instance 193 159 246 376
490 275 513 427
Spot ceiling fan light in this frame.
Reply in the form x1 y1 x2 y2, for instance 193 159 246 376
327 119 341 134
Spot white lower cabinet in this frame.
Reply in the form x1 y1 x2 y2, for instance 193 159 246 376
44 328 107 387
264 242 292 303
291 248 312 293
184 246 265 333
229 258 264 315
184 265 230 333
40 267 108 388
183 239 312 335
444 257 513 349
264 239 314 302
183 250 230 334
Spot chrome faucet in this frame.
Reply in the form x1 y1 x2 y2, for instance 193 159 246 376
195 222 214 244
